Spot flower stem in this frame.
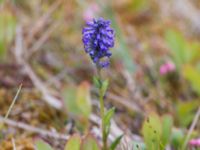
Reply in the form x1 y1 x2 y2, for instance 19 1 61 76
99 88 107 150
97 68 107 150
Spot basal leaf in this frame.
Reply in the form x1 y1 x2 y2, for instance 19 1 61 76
35 140 54 150
171 128 184 150
110 135 123 150
141 113 162 150
76 81 92 118
65 135 81 150
63 86 81 116
161 115 173 147
63 81 92 118
81 134 100 150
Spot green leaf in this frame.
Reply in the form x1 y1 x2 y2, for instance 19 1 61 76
63 86 81 115
35 140 54 150
101 79 109 96
183 65 200 95
165 29 187 68
76 81 92 118
185 42 200 64
141 113 162 150
93 76 101 89
110 135 123 150
62 82 92 131
161 115 173 147
63 81 92 118
165 29 200 68
176 100 199 127
81 134 100 150
103 107 115 127
171 128 184 150
103 107 115 136
65 135 81 150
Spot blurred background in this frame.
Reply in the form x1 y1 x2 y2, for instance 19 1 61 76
0 0 200 149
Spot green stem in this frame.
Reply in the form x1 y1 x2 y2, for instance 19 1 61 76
99 88 107 150
97 68 107 150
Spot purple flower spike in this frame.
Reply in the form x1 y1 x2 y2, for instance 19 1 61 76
82 18 115 68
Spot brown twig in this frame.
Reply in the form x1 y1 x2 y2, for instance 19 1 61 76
106 92 144 115
182 107 200 149
42 65 144 114
14 23 62 109
12 138 16 150
4 84 22 119
23 63 62 109
0 116 69 140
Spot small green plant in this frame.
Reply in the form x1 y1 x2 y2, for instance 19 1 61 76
63 18 122 150
142 113 173 150
93 75 122 150
82 18 122 150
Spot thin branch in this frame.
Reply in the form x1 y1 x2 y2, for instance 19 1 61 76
23 63 62 109
182 107 200 149
5 84 22 119
0 116 69 140
14 23 62 109
12 138 16 150
106 92 144 115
